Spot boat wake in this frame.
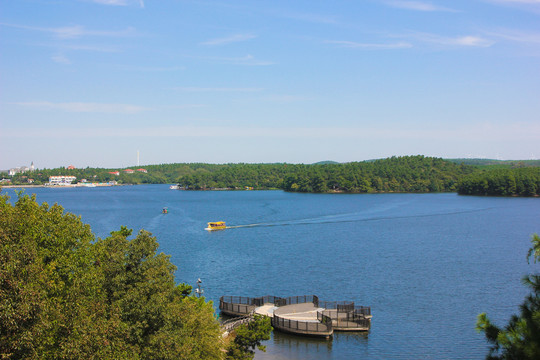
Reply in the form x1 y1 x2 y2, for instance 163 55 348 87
225 207 492 230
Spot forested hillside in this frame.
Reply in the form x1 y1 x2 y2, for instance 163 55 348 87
457 168 540 196
178 156 475 193
447 159 540 169
4 156 540 196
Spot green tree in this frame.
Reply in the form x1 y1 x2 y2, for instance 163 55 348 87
0 191 224 360
226 315 272 360
476 234 540 360
0 192 129 359
95 227 224 359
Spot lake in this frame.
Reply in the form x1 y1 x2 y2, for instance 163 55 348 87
3 185 539 359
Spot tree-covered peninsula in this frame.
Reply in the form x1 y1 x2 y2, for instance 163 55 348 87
457 168 540 196
3 155 539 196
178 156 475 193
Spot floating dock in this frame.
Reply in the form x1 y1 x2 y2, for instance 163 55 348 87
219 295 371 339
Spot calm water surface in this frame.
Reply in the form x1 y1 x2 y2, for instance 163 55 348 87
4 185 540 359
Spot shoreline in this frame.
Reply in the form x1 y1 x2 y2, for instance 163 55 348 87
1 185 538 197
1 184 127 189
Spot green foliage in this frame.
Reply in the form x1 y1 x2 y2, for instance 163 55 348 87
7 157 540 195
476 234 540 360
176 156 474 193
458 168 540 196
226 315 272 360
448 159 540 169
0 192 223 359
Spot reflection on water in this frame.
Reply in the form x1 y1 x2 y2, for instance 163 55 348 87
255 331 333 360
256 331 370 360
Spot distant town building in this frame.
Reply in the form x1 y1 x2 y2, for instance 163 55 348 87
67 165 76 170
8 162 35 176
109 171 120 176
123 169 135 174
136 168 148 173
48 175 77 186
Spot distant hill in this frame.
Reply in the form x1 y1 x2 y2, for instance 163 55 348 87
6 156 539 196
312 161 340 165
447 159 540 168
177 155 475 193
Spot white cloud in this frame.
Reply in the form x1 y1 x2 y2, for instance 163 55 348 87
88 0 144 7
53 25 136 39
279 12 338 24
225 55 274 66
4 122 540 141
185 54 274 66
326 40 413 49
401 32 495 47
173 87 263 92
0 23 136 39
201 34 257 46
487 28 540 44
51 54 71 64
261 95 310 103
90 0 128 5
125 65 186 72
488 0 540 4
55 43 121 52
452 36 494 47
384 1 457 12
14 101 148 114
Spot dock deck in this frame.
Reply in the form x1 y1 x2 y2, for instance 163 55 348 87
220 295 371 338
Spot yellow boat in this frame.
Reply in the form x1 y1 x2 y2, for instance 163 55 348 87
205 221 226 231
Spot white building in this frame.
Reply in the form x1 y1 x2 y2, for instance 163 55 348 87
48 175 77 186
9 162 35 176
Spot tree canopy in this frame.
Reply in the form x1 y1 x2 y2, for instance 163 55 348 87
226 315 272 360
5 156 539 196
0 191 223 359
476 234 540 359
458 168 540 196
178 156 476 193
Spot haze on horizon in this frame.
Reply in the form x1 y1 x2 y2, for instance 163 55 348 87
1 0 539 169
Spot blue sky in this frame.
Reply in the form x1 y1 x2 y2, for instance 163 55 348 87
1 0 539 169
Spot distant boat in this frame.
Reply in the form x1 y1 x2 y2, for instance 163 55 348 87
162 207 168 214
205 221 226 231
170 185 179 190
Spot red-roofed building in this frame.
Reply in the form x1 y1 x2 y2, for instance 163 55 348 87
136 168 148 173
109 171 120 176
123 169 135 174
67 165 76 170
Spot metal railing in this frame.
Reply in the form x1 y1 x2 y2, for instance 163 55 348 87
219 296 256 315
319 301 354 311
353 306 371 317
321 309 371 329
221 314 255 332
318 301 370 315
220 295 371 332
273 313 332 335
220 296 252 305
252 295 283 307
275 295 318 307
